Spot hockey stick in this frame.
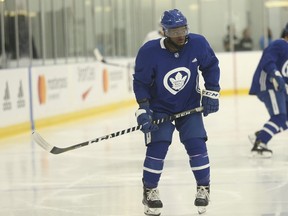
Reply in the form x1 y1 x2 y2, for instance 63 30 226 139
94 48 133 68
32 106 203 155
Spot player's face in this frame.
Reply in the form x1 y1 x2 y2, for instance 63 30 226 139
165 26 188 46
169 35 186 46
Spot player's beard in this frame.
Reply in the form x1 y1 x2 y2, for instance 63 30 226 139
166 36 187 52
172 36 186 46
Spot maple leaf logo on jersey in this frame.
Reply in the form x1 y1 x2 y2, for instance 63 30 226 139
163 67 191 95
169 72 187 90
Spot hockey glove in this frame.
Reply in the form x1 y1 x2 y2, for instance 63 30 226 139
135 103 159 133
201 89 220 117
270 70 285 92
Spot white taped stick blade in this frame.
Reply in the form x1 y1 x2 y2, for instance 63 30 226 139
32 131 54 152
93 48 104 62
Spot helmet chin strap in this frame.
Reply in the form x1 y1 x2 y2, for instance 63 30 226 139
165 36 188 53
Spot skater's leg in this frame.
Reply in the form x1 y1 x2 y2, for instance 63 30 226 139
143 142 169 188
251 90 287 157
183 138 210 214
251 114 287 157
184 138 210 186
142 142 170 216
176 114 210 214
142 114 175 216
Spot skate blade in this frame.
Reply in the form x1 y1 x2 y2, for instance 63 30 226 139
251 151 272 158
198 206 207 214
144 205 161 216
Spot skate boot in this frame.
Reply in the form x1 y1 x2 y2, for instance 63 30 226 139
194 185 210 214
142 186 163 216
251 140 273 158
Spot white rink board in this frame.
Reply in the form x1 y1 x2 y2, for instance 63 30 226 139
31 64 75 119
234 51 261 89
0 68 30 127
96 64 133 104
31 62 134 120
0 51 262 130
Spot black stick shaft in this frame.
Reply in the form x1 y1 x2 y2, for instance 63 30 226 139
49 106 203 154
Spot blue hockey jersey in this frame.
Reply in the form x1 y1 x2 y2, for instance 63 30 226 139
133 33 220 114
249 39 288 95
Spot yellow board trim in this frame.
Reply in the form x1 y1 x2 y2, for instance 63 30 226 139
220 88 249 96
0 122 31 139
34 99 137 128
0 89 250 139
0 99 137 139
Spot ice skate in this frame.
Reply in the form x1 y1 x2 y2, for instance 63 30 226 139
194 185 210 214
142 186 163 216
251 140 273 158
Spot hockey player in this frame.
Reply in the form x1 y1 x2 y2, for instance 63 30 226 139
249 23 288 158
133 9 221 215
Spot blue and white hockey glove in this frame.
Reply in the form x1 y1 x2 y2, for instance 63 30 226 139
135 102 159 133
270 70 285 92
201 89 220 117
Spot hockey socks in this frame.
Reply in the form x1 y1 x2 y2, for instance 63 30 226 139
143 156 164 188
257 114 287 144
189 153 210 186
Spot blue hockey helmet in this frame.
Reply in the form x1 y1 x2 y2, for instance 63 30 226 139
161 9 187 30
